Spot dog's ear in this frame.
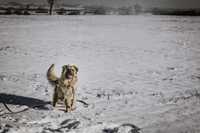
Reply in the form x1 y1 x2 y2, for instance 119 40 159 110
61 65 68 79
72 65 78 73
62 65 68 73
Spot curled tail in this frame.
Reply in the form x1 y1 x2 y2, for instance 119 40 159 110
47 64 59 83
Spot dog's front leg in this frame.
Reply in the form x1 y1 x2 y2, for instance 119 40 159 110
64 98 72 112
71 87 76 110
53 87 58 107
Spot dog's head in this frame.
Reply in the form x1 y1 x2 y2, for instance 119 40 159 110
62 64 78 79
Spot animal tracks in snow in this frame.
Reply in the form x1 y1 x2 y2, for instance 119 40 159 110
44 119 81 132
95 89 138 101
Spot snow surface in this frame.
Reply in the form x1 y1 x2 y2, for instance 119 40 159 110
0 15 200 133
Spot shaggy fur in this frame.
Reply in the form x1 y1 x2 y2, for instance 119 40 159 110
47 64 78 112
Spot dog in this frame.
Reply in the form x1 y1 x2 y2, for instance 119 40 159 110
47 64 78 112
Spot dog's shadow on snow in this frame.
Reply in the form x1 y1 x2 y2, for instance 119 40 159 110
0 93 51 110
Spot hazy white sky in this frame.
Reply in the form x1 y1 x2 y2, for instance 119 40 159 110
1 0 200 9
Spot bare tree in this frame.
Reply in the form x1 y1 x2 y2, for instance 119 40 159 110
134 4 142 14
47 0 55 15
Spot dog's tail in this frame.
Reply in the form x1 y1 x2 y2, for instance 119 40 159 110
47 64 59 83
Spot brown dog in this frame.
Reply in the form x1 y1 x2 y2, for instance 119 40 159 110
47 64 78 112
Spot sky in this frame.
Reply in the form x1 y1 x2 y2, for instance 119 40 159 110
0 0 200 9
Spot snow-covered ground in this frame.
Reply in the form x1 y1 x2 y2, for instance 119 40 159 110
0 15 200 133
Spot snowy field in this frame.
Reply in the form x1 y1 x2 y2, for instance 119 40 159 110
0 15 200 133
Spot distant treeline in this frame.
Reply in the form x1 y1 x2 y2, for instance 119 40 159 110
1 4 200 16
151 8 200 16
0 4 142 15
